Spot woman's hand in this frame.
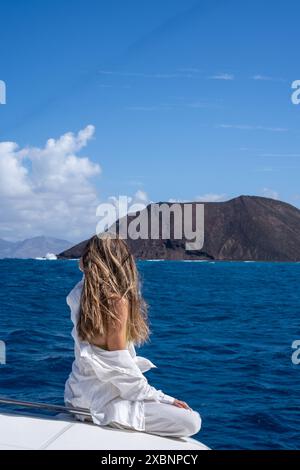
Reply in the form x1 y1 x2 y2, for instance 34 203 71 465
173 399 192 410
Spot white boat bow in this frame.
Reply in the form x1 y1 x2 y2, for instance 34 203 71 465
0 411 209 450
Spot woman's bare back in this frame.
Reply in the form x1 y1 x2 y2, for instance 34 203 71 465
90 297 129 351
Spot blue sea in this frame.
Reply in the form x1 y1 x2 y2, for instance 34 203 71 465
0 259 300 450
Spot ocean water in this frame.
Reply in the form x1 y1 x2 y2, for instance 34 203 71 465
0 259 300 450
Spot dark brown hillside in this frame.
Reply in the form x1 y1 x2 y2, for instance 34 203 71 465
58 196 300 262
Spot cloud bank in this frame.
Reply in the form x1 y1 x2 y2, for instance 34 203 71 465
0 125 101 242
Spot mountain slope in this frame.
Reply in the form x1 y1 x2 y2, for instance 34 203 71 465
58 196 300 262
0 236 72 259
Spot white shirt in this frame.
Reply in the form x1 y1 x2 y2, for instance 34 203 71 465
64 276 175 431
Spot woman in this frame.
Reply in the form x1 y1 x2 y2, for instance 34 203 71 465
64 234 201 438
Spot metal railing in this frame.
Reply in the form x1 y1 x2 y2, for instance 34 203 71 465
0 396 91 418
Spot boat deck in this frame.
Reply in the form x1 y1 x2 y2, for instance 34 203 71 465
0 412 209 450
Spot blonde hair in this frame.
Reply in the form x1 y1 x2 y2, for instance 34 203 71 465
78 234 149 346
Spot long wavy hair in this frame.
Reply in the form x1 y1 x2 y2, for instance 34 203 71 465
77 234 149 346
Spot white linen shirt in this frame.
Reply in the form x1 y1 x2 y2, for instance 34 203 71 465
64 276 175 431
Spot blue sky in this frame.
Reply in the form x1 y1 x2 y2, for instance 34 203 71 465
0 0 300 242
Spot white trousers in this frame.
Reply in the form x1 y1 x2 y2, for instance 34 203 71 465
144 401 201 438
110 401 202 438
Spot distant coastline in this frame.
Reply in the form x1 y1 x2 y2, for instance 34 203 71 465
1 195 300 262
0 236 71 259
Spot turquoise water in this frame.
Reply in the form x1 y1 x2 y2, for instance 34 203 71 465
0 259 300 449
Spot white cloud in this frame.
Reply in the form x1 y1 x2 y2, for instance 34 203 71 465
99 70 196 79
253 75 271 81
218 124 288 132
259 153 300 157
127 101 220 112
261 188 279 200
186 100 221 109
0 142 30 197
168 198 189 203
255 167 275 172
0 125 101 242
133 190 149 203
196 193 227 202
105 191 151 221
252 75 285 82
177 68 201 73
126 104 172 111
168 194 228 203
127 179 144 187
209 73 234 80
